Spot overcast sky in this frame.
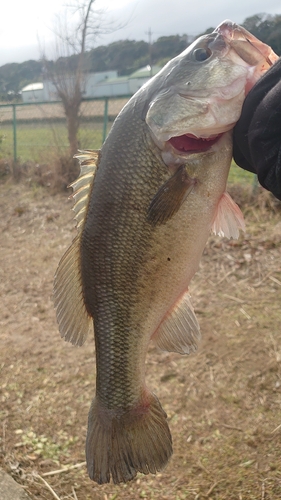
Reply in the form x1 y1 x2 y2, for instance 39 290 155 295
1 0 281 67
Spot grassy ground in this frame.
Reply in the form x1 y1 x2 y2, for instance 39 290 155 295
0 98 127 162
0 176 281 499
0 123 105 163
0 117 258 187
227 163 255 186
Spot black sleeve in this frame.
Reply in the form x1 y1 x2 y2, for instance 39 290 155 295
233 58 281 200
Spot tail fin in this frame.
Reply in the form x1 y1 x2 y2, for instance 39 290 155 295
86 393 173 484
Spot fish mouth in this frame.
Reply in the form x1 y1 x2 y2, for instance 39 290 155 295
168 133 223 154
215 20 278 68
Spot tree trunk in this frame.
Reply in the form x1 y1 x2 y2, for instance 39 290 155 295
42 1 96 157
66 105 80 157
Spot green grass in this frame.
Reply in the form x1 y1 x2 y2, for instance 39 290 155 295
228 161 255 185
0 122 105 162
0 121 257 189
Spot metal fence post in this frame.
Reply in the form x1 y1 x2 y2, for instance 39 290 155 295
12 104 17 162
102 97 109 143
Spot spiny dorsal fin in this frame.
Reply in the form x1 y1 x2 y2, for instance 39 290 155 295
70 150 100 231
53 150 99 346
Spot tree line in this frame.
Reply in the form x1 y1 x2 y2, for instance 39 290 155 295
1 13 280 100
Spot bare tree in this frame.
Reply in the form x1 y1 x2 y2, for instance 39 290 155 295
42 0 116 157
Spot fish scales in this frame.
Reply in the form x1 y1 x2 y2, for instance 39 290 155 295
82 107 210 404
54 20 278 485
81 104 165 409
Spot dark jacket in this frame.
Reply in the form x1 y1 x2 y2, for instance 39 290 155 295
233 57 281 200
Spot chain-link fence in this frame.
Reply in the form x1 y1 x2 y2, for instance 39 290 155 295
0 97 130 163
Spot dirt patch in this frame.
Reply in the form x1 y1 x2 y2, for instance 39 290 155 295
0 180 281 500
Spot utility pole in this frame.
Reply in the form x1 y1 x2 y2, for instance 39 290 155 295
146 27 153 78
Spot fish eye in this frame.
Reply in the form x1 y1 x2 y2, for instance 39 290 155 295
192 47 212 62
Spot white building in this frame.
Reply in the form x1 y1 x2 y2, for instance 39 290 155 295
21 82 45 102
87 76 130 98
20 67 161 102
42 71 119 101
90 66 161 97
84 71 119 97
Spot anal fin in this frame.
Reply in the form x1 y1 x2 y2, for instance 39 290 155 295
152 291 201 354
211 191 245 239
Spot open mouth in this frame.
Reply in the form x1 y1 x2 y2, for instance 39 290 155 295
168 133 223 153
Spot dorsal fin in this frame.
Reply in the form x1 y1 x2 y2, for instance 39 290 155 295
54 235 93 346
53 150 100 346
70 150 100 230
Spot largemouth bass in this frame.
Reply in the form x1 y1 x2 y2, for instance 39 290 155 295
54 20 277 484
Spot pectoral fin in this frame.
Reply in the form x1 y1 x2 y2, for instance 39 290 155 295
211 191 245 239
152 291 201 354
147 166 196 225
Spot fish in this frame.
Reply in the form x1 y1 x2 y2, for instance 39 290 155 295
53 20 278 485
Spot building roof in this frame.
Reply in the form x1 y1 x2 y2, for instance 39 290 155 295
21 82 44 92
129 65 161 79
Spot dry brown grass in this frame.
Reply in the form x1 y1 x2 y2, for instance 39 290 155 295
1 154 80 192
29 155 80 191
0 181 281 499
